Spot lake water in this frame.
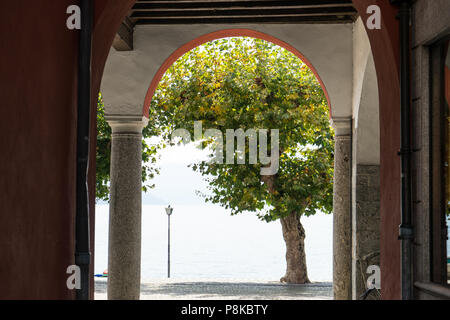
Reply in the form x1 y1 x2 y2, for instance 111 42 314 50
95 204 333 282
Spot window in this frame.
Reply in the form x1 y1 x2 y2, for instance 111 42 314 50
445 41 450 285
430 38 450 285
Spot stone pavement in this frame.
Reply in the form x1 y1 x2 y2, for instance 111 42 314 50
95 279 332 300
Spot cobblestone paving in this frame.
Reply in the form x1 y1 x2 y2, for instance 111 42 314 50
95 279 332 300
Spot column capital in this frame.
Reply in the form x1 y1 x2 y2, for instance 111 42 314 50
331 117 352 136
105 114 149 134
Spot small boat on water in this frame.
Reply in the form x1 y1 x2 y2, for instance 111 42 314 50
94 270 108 278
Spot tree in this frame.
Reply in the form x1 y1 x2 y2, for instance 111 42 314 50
96 93 161 201
149 37 334 283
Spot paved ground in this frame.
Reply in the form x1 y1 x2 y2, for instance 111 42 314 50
95 279 332 300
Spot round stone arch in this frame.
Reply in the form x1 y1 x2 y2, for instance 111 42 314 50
141 28 332 118
351 0 402 300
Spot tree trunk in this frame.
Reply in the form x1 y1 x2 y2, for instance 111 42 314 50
280 212 310 284
261 173 309 284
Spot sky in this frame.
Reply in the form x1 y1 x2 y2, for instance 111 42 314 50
142 140 211 206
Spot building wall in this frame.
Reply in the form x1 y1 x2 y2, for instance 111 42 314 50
0 1 78 299
411 0 450 299
0 0 135 300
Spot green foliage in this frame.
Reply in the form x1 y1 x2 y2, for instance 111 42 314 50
96 93 160 202
150 37 334 221
96 94 111 201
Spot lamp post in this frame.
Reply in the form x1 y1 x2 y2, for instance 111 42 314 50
165 205 173 278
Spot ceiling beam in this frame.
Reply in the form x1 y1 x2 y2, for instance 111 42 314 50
133 15 355 24
130 7 356 18
130 0 357 24
132 0 354 10
113 17 134 51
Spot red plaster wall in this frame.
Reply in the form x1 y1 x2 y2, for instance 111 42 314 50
352 0 401 300
0 0 135 299
0 1 79 299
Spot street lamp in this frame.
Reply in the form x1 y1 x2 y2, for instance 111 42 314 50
165 205 173 278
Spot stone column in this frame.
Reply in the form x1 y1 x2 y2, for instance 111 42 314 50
332 118 352 300
106 115 148 300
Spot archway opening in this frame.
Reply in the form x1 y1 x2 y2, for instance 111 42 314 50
96 31 335 299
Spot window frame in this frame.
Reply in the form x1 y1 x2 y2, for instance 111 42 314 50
429 36 450 286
